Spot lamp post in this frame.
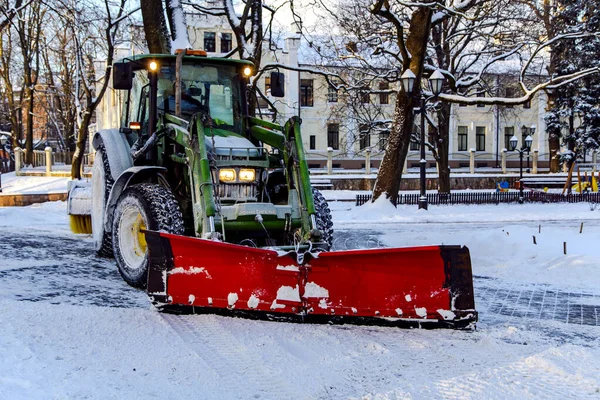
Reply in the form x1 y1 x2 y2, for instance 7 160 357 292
401 69 444 210
510 134 533 203
521 125 536 173
0 134 8 175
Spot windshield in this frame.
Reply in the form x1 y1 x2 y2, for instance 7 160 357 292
156 63 242 133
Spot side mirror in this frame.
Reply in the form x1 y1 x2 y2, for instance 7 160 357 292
270 71 285 98
113 62 132 90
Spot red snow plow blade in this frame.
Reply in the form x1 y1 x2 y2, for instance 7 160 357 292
145 231 477 329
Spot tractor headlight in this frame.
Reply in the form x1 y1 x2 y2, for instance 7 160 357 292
239 169 256 182
219 169 236 182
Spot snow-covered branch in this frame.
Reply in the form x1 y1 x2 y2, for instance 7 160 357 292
436 67 600 105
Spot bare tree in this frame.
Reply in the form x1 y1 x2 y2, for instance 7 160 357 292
59 0 129 179
302 0 598 203
40 12 77 153
0 0 33 33
0 22 20 147
15 1 45 165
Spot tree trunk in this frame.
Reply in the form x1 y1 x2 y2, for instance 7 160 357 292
71 107 92 179
24 86 34 165
436 102 451 193
372 7 432 202
547 91 560 173
141 0 171 54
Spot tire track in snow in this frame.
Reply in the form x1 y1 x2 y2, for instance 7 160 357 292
161 314 304 400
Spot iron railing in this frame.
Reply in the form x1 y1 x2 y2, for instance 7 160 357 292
356 191 600 206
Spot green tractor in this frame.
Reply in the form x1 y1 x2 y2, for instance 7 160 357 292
70 49 332 288
68 50 477 328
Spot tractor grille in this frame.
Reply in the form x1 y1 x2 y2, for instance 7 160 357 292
215 183 257 201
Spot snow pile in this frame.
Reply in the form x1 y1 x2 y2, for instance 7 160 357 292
334 202 600 291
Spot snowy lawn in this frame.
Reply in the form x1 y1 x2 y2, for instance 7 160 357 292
0 172 71 194
1 200 599 399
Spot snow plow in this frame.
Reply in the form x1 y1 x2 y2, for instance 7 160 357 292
68 50 477 329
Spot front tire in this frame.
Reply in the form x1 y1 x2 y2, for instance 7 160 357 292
91 145 114 257
112 183 184 288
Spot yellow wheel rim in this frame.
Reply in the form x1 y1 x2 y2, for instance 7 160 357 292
133 213 147 257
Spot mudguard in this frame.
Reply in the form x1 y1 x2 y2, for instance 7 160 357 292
92 129 133 181
104 166 168 231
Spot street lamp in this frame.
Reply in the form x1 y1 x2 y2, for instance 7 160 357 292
521 125 536 172
401 69 444 210
510 134 533 203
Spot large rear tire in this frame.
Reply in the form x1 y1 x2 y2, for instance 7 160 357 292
112 183 184 289
91 145 114 257
313 188 334 248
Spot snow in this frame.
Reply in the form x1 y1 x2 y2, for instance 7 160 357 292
276 285 300 302
227 292 238 307
1 197 600 399
303 282 329 298
0 172 69 194
276 264 299 272
438 309 456 320
415 307 428 318
247 294 259 309
66 183 91 215
168 266 212 278
169 0 191 52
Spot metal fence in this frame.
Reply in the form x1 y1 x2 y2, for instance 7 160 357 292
356 191 600 206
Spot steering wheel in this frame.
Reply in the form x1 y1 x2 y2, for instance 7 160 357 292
181 93 205 109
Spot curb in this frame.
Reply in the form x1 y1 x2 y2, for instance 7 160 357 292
0 192 67 207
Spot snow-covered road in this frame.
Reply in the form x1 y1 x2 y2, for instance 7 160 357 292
1 201 600 399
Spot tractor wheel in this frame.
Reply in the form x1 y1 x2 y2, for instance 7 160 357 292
312 188 334 248
112 183 184 289
91 144 114 257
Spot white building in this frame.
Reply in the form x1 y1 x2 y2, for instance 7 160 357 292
96 16 552 170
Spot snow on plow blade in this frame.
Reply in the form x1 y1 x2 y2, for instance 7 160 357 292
146 231 477 329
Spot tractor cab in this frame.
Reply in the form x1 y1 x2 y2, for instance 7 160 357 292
113 52 254 140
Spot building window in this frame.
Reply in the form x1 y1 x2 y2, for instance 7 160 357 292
265 76 271 94
309 135 316 150
379 82 389 104
220 33 232 53
360 87 370 104
328 84 338 103
378 131 389 151
204 32 216 52
505 87 515 108
300 79 313 107
458 125 468 151
327 123 339 150
522 126 533 146
410 140 420 151
477 92 485 107
359 124 370 150
504 126 514 150
476 126 486 151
